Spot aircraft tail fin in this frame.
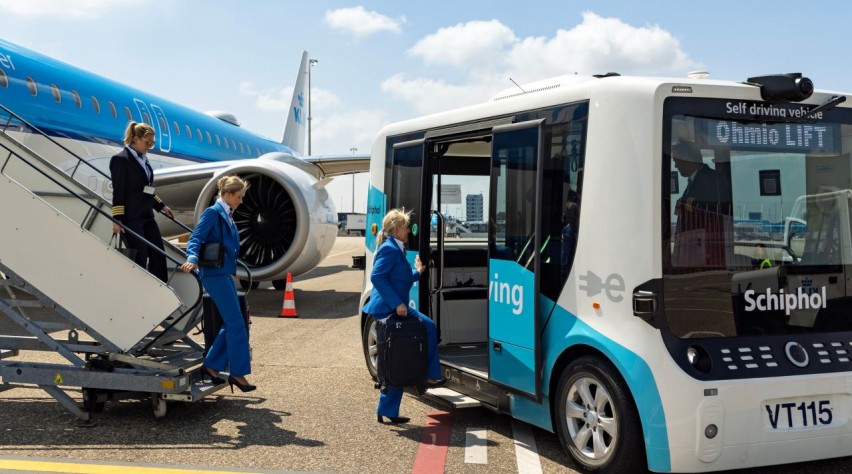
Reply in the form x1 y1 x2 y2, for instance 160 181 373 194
281 51 309 156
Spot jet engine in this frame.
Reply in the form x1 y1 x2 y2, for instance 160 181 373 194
188 153 338 283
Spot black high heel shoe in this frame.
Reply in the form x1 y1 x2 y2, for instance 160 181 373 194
377 414 410 424
201 366 225 385
228 375 257 393
426 378 447 388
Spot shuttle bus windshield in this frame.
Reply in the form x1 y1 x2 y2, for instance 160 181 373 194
663 97 852 337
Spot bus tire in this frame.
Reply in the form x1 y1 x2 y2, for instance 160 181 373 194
361 314 379 381
555 355 646 473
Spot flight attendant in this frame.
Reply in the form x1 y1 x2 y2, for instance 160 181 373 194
181 175 256 393
110 122 174 281
363 208 445 424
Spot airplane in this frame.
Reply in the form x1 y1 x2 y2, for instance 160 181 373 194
0 38 369 289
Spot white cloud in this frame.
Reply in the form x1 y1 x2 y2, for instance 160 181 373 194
239 81 341 114
386 12 700 114
408 20 516 67
506 12 697 80
239 80 377 154
311 109 388 155
381 74 501 116
0 0 148 19
324 6 404 38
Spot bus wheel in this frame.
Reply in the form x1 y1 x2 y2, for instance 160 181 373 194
555 356 645 473
361 315 379 381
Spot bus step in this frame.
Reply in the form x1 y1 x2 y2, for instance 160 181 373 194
425 386 481 408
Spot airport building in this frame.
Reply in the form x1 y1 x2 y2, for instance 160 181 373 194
466 193 483 222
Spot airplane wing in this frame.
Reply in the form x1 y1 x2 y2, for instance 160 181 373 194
303 153 371 177
152 152 368 216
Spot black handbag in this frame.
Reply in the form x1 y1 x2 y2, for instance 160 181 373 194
198 215 225 268
109 232 137 260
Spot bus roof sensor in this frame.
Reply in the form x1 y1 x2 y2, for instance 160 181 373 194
747 73 814 102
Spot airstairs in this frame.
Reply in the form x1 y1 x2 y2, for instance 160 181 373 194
0 104 227 421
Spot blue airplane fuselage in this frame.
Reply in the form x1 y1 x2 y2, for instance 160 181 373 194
0 38 293 164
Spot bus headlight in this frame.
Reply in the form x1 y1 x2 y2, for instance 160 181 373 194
687 345 712 374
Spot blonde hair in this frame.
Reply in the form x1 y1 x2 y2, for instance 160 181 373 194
217 174 249 197
375 208 412 250
123 121 155 145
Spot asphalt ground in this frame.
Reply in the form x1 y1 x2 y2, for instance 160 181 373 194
0 236 851 473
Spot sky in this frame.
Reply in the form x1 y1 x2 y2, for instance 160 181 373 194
1 0 851 215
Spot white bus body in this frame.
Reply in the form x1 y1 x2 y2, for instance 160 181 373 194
359 72 852 472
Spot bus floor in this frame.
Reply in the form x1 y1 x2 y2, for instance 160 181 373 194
440 343 487 378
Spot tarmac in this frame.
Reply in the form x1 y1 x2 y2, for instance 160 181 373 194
0 237 850 474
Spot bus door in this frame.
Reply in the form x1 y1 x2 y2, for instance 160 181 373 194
488 120 543 400
389 139 425 310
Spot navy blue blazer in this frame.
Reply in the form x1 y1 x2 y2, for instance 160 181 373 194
363 237 420 315
186 202 240 277
109 147 164 223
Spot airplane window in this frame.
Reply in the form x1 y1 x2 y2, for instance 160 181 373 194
0 69 7 88
50 84 61 103
158 117 166 131
25 76 38 96
231 138 236 151
91 96 101 114
196 128 203 142
215 134 221 146
124 107 132 122
224 137 229 150
185 125 192 139
239 142 245 154
142 112 151 124
108 101 117 118
206 131 212 144
172 121 180 135
71 91 82 109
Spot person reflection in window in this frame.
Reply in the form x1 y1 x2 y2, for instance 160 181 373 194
561 201 579 279
671 141 731 267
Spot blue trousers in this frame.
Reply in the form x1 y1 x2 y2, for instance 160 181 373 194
202 274 251 377
375 308 441 418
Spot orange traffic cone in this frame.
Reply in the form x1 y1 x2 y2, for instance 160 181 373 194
280 273 298 318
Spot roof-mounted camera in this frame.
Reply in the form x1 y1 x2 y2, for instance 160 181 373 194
747 73 814 102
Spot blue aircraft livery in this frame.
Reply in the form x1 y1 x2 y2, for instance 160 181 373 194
0 38 294 166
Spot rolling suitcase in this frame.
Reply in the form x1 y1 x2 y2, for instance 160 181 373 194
202 291 250 356
376 313 428 387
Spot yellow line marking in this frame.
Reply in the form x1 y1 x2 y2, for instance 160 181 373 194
0 459 258 474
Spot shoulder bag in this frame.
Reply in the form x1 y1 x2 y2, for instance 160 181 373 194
198 214 225 268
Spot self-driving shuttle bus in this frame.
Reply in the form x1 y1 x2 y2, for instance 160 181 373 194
358 71 852 472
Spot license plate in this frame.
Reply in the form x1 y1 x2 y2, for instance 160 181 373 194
764 398 834 430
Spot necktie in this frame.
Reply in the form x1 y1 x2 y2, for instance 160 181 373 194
140 154 151 181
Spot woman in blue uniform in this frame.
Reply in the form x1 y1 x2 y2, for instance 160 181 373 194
363 208 445 424
180 175 256 393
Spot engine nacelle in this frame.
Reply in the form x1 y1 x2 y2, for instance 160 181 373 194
195 154 338 281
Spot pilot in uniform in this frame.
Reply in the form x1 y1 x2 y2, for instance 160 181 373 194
110 122 172 282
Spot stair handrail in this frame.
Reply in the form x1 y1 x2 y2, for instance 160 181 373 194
0 135 204 350
0 103 195 264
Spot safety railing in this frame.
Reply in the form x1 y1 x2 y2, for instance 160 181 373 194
0 105 204 351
